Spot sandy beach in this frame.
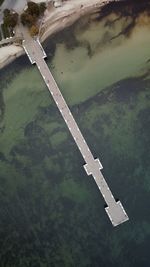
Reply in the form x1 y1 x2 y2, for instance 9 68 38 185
40 0 109 42
0 0 110 70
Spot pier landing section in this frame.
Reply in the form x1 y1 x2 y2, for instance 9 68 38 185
23 36 129 227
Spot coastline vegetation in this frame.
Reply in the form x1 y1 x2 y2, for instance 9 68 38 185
3 9 18 28
1 23 10 38
0 0 4 6
1 1 46 39
2 8 18 38
21 1 46 36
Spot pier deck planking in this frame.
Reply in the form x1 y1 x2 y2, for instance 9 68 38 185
23 36 129 227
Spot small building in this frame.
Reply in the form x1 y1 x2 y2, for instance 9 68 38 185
53 0 62 8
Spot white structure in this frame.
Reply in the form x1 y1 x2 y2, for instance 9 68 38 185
53 0 62 8
23 33 129 227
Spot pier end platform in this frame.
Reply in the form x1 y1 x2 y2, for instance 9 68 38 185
105 201 129 227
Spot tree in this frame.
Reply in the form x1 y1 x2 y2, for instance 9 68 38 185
39 3 46 15
21 12 35 26
29 25 39 37
3 8 10 17
20 1 46 35
3 12 18 28
27 1 40 17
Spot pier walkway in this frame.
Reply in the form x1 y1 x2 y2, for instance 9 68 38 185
23 35 129 227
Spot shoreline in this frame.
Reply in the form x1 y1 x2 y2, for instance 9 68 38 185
0 0 110 71
40 0 108 43
0 46 24 70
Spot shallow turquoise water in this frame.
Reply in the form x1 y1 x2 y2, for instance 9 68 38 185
0 2 150 266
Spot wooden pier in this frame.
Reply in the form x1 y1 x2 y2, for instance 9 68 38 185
23 36 129 227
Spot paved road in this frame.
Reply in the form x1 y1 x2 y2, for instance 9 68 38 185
23 34 129 227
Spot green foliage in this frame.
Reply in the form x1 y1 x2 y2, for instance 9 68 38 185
1 23 10 38
21 12 35 27
39 2 46 15
20 1 45 33
0 0 4 6
27 1 40 17
3 8 10 17
3 12 18 28
29 24 39 37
